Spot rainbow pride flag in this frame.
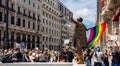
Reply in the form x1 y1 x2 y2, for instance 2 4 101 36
87 22 106 48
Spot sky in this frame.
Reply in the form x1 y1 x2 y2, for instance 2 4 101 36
60 0 97 38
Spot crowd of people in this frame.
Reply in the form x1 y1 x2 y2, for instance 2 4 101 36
0 46 76 63
83 41 120 66
0 41 120 66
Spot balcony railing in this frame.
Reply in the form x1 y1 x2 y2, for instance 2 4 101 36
28 15 32 19
33 17 36 20
10 8 16 12
23 13 28 17
38 19 41 21
0 4 5 8
17 11 22 15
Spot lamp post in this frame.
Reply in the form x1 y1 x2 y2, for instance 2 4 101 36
4 0 9 50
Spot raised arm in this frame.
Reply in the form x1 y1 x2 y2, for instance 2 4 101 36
69 16 78 25
115 41 120 52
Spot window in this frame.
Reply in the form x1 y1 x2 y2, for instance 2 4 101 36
18 7 20 12
43 19 45 23
46 13 48 17
37 36 40 43
29 0 30 5
11 32 14 48
0 12 2 21
4 14 6 23
46 28 48 34
48 0 49 3
28 11 31 17
38 6 39 9
23 9 25 14
33 13 35 18
33 3 35 7
11 4 14 9
43 11 45 16
38 15 40 19
28 21 30 28
43 36 45 41
46 37 48 42
38 25 39 31
16 33 21 43
53 3 54 7
23 20 25 27
17 18 21 26
33 23 35 30
43 27 44 33
50 1 52 5
24 0 26 2
11 16 14 24
22 34 26 42
46 20 48 25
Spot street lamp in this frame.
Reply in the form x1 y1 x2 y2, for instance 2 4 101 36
3 0 9 50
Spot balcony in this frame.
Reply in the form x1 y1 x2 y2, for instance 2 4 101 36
17 11 22 15
0 4 5 8
10 8 16 12
23 13 28 17
28 15 32 19
8 6 11 10
38 19 41 21
33 17 36 20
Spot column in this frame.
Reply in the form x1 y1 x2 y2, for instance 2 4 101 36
14 32 17 48
9 31 11 48
0 29 1 48
26 33 28 49
34 35 37 48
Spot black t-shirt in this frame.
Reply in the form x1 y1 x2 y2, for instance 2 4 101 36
112 51 120 63
66 51 74 59
16 52 23 62
62 51 67 59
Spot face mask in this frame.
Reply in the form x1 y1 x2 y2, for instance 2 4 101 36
112 48 116 52
97 48 100 52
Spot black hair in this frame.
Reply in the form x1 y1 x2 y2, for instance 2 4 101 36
77 17 83 22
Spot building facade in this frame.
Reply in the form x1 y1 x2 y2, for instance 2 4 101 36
0 0 43 49
0 0 74 50
58 1 75 47
97 0 120 48
41 0 61 50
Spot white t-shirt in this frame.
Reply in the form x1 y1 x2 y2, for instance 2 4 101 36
94 51 103 62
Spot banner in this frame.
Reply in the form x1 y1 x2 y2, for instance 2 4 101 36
64 39 70 44
15 43 21 48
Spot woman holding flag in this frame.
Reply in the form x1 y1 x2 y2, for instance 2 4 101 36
70 16 90 64
70 15 106 64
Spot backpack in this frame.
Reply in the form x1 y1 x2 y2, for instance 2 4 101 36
1 54 12 63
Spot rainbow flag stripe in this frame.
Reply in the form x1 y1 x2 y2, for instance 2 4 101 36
87 22 106 48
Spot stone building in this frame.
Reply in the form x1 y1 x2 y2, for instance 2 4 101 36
41 0 61 50
0 0 74 50
97 0 120 48
0 0 43 49
58 1 75 47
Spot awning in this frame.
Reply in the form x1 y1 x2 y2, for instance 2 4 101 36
112 15 119 21
115 7 120 17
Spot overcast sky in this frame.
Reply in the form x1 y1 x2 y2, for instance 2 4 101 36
60 0 97 37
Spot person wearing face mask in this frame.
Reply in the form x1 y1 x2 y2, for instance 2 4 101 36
110 41 120 66
84 49 93 66
94 47 103 66
101 49 109 66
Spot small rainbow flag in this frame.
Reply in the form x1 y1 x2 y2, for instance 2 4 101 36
87 22 106 48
